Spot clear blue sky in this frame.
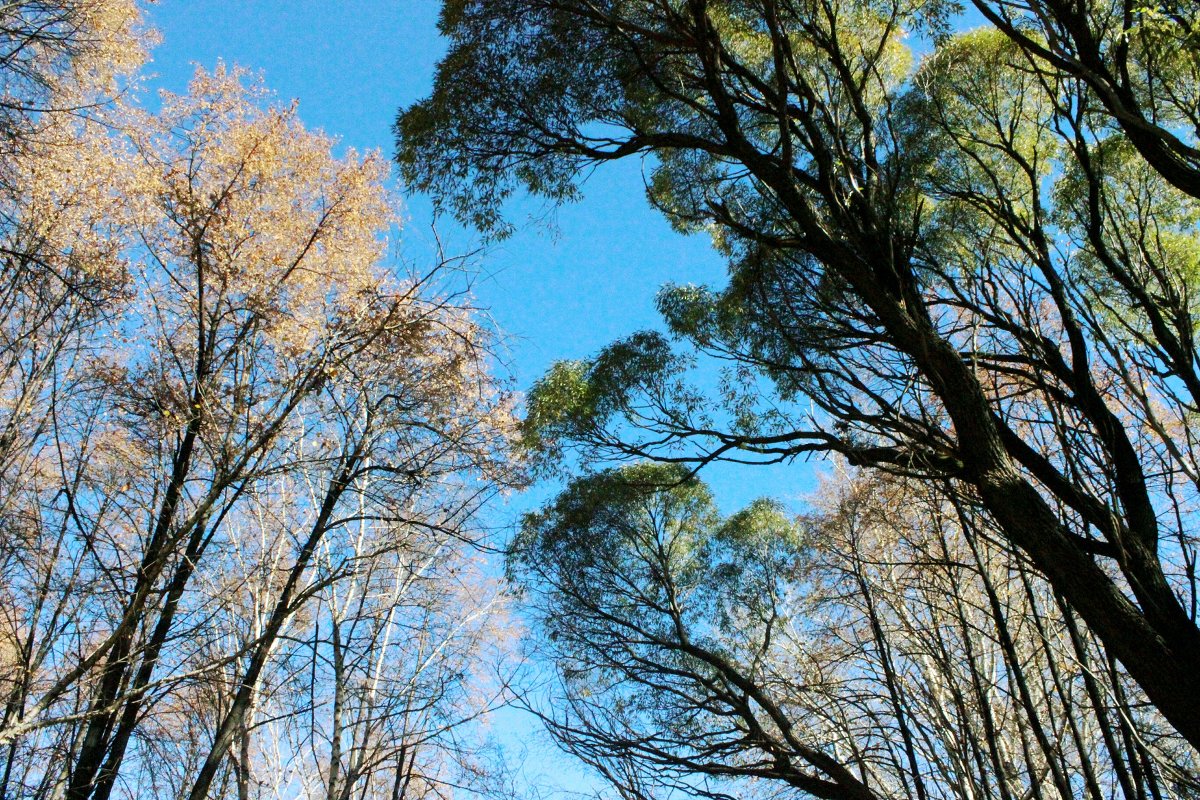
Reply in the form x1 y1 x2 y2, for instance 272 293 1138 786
144 3 817 791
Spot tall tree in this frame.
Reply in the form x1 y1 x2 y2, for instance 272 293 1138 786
399 0 1200 748
509 463 1199 800
0 52 519 800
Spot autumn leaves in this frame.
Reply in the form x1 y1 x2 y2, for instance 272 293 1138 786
0 5 517 798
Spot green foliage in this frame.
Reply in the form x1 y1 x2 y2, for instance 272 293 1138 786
918 28 1057 209
398 0 957 239
509 461 805 666
521 331 695 468
404 0 1200 764
1055 136 1200 335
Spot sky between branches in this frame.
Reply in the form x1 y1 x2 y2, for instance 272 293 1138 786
145 0 812 523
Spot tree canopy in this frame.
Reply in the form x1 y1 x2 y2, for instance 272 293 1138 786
5 1 1200 797
510 464 1199 800
399 0 1200 777
0 6 520 798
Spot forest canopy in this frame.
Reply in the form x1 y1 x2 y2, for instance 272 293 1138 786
3 1 1200 799
399 0 1200 798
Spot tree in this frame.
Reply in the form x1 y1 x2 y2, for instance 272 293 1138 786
968 0 1200 199
399 0 1200 749
0 0 146 154
509 463 882 800
0 54 519 800
509 463 1199 800
0 0 146 519
0 6 149 794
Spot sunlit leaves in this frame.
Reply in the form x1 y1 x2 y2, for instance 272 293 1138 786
0 20 520 800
